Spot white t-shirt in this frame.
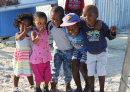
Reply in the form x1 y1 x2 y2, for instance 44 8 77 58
48 22 73 51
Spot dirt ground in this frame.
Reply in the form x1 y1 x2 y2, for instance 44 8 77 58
0 34 130 92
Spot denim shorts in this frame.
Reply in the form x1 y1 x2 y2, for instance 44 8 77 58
72 49 87 63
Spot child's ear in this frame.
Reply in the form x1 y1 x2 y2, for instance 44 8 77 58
33 21 35 25
97 14 98 18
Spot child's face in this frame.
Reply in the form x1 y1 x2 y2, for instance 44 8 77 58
19 19 31 32
51 12 62 28
65 23 80 37
83 9 98 27
34 17 47 31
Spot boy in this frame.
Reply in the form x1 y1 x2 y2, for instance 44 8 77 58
81 5 117 92
60 13 89 92
48 6 73 92
64 0 84 17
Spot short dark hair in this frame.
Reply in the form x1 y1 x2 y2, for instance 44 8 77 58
83 5 98 15
13 12 33 28
50 6 64 18
33 12 47 20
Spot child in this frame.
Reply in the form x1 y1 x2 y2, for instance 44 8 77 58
81 5 117 92
13 13 35 92
30 12 52 92
60 13 89 92
64 0 84 17
48 6 74 92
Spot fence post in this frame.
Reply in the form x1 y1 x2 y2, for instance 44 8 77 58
119 33 130 92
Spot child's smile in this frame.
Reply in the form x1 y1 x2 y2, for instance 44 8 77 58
65 23 80 37
51 12 62 28
83 9 98 27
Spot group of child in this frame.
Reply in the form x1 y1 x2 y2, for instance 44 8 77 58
12 2 117 92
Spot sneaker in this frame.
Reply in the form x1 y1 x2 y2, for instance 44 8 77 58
36 87 42 92
43 86 50 92
13 87 18 92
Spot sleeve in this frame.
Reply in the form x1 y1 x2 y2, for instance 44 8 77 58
47 22 52 36
102 23 116 40
65 0 69 11
81 0 85 11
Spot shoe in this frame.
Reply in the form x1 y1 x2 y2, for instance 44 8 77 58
29 85 36 90
82 85 90 92
50 81 57 92
13 87 18 92
36 87 42 92
65 82 72 92
74 89 82 92
43 86 50 92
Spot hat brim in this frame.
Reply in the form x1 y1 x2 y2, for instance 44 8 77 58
60 22 78 27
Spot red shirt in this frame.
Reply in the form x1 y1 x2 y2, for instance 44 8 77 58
65 0 84 15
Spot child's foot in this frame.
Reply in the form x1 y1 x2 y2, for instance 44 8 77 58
29 85 36 90
82 86 90 92
74 89 82 92
50 81 57 92
65 82 72 92
13 87 18 92
36 87 42 92
43 86 50 92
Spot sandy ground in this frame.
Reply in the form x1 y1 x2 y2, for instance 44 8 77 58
0 34 130 92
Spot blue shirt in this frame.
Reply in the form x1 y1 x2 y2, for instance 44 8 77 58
62 27 87 52
80 19 116 54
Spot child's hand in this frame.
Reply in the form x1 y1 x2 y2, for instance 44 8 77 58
110 26 117 34
24 25 32 33
39 27 44 36
94 20 102 30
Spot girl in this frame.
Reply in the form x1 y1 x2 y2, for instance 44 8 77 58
30 12 52 92
13 13 35 92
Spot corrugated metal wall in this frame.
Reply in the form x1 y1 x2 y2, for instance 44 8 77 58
96 0 130 32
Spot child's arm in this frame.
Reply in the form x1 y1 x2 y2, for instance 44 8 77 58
103 23 117 40
15 25 32 41
31 27 44 45
94 20 103 30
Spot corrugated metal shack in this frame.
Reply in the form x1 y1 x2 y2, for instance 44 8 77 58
96 0 130 33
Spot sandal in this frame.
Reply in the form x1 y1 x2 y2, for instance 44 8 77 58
29 85 36 90
13 87 18 92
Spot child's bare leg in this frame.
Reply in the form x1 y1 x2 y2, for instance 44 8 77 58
88 76 94 92
99 76 105 92
72 59 82 92
36 82 41 88
13 75 20 87
43 82 50 92
27 75 34 86
36 82 42 92
44 82 49 87
79 62 89 92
